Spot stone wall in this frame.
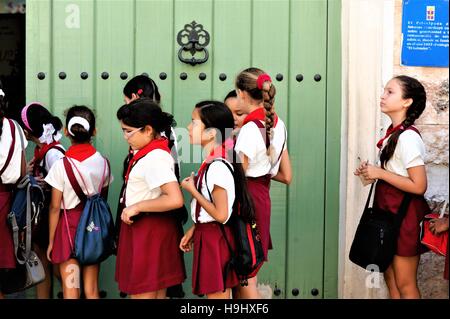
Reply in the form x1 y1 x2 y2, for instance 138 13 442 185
393 0 449 299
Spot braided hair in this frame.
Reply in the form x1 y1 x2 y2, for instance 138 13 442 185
235 67 277 162
380 75 427 168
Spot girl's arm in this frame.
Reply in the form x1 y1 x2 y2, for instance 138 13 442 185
180 224 195 252
180 172 229 224
121 181 184 224
272 149 292 185
47 187 63 262
360 164 427 195
241 154 249 172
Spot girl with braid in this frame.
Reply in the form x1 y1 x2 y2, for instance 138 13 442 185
234 68 291 298
355 75 431 299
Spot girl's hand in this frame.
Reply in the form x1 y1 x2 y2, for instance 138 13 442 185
179 226 195 253
360 163 384 180
35 175 48 189
121 205 140 225
27 157 35 175
429 217 449 235
47 242 53 262
181 172 196 194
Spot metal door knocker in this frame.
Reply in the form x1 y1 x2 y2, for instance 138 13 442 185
177 21 210 66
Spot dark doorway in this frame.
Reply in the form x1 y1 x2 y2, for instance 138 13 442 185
0 9 25 121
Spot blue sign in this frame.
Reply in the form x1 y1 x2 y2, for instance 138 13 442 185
401 0 449 67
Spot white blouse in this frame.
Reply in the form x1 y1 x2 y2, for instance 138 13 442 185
0 118 28 184
234 118 287 177
190 159 235 224
45 152 113 209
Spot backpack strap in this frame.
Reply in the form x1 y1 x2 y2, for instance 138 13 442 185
203 158 237 289
9 176 33 264
251 119 287 168
41 145 66 174
251 119 269 150
62 157 87 202
405 125 422 138
0 119 16 177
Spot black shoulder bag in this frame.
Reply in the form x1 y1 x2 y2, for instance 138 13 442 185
349 182 412 272
350 126 424 272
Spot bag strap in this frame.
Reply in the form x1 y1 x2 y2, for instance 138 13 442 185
203 158 237 287
0 119 16 177
9 176 32 264
364 181 412 229
12 119 26 178
62 157 87 202
251 119 286 168
62 198 74 253
42 145 65 172
251 119 269 150
405 125 421 137
203 159 236 251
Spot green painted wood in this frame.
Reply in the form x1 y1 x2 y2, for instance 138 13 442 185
251 0 290 299
93 0 136 298
26 0 340 299
135 0 174 114
323 0 341 299
287 0 328 299
211 0 251 102
25 0 51 104
172 0 214 299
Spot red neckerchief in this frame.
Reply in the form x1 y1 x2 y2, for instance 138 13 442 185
34 141 61 165
194 139 234 186
242 107 279 127
376 123 404 149
124 138 171 182
65 143 97 162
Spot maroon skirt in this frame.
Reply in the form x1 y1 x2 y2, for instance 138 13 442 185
374 180 430 257
51 202 84 264
115 212 186 295
0 187 16 269
192 222 238 296
247 175 272 261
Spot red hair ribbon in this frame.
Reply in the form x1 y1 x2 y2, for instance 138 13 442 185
256 74 272 90
137 89 143 95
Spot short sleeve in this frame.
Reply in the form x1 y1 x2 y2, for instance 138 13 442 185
235 122 262 160
206 161 235 194
398 130 425 168
45 148 65 172
144 151 177 190
44 159 65 192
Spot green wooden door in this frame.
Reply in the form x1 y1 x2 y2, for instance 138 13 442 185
26 0 340 299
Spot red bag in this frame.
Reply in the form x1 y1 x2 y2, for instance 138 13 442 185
420 201 448 256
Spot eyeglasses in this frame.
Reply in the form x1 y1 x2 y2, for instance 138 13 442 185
123 127 143 139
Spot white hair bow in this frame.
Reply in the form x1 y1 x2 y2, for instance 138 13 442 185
39 123 62 144
0 89 5 97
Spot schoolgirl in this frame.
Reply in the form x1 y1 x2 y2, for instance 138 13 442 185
0 84 28 298
355 75 430 299
20 102 65 298
233 68 292 298
121 75 187 299
122 75 180 179
115 99 186 299
45 105 112 299
180 101 252 298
